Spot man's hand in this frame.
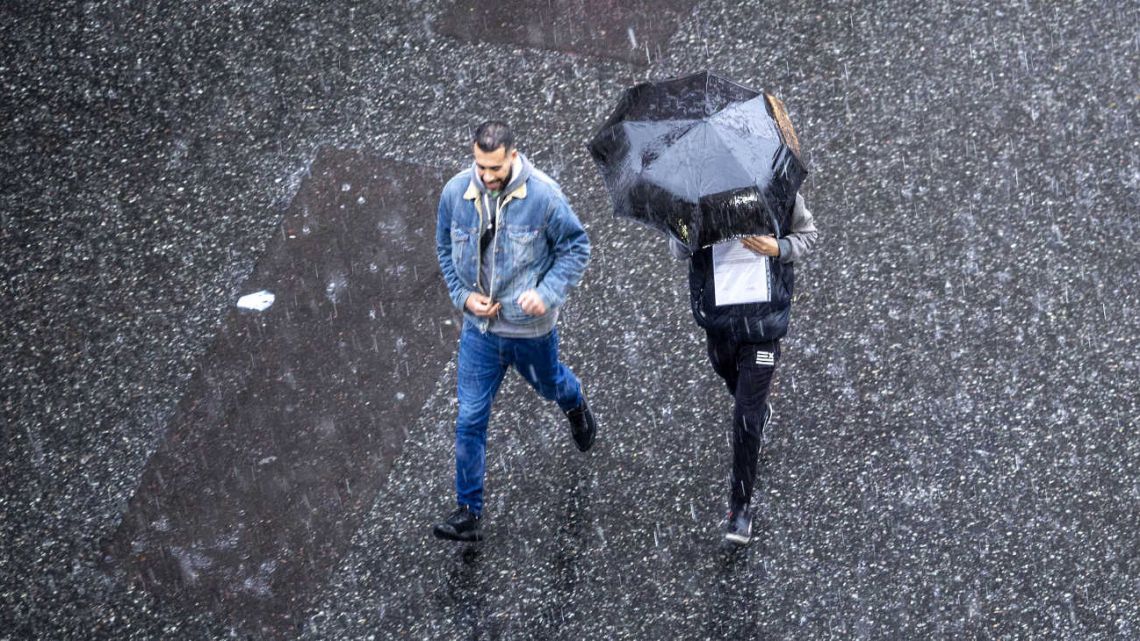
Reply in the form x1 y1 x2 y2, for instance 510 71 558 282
741 235 780 257
516 289 547 316
464 292 501 318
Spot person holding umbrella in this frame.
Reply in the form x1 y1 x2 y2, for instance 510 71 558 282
668 194 817 545
589 71 818 545
433 120 597 542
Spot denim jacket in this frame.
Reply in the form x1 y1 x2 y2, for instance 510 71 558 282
435 154 590 334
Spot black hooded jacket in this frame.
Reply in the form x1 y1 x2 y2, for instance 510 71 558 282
673 192 817 341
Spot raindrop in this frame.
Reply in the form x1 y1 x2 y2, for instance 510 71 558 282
325 272 348 304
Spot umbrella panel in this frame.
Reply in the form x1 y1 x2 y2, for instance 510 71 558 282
589 71 808 250
610 71 760 123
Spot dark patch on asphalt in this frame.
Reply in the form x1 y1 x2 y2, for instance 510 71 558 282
102 150 459 638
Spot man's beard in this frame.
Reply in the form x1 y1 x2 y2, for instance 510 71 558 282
485 170 511 191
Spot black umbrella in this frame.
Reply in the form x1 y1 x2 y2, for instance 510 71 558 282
588 71 807 251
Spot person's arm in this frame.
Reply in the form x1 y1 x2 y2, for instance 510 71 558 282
435 187 474 311
533 197 590 310
775 192 818 263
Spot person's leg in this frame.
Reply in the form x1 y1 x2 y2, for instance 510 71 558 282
513 327 583 413
705 330 740 396
454 325 509 515
513 327 596 451
729 340 780 510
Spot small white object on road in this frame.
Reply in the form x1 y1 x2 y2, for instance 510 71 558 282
236 290 275 311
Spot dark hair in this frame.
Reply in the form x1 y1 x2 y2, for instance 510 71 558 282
473 121 515 153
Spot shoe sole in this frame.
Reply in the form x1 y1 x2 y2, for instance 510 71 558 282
724 532 752 545
432 526 484 542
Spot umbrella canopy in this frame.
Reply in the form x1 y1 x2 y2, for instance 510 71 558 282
588 71 807 251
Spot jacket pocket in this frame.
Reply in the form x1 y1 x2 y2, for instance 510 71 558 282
504 225 541 264
451 228 475 285
499 297 528 323
451 228 472 261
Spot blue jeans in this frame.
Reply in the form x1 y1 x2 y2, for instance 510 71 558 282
454 323 584 515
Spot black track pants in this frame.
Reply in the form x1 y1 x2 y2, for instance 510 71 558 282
705 332 780 509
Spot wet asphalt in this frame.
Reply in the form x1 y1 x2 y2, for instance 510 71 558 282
2 0 1138 639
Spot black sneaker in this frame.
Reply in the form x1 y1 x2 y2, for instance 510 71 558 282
565 397 597 452
724 504 753 546
432 505 483 542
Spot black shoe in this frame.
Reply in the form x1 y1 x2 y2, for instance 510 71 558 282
565 397 597 452
433 505 483 542
724 504 753 546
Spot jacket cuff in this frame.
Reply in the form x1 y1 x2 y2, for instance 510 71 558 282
451 287 473 312
777 238 793 263
536 283 563 310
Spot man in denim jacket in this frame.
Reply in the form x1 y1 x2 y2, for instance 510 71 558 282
432 121 596 542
